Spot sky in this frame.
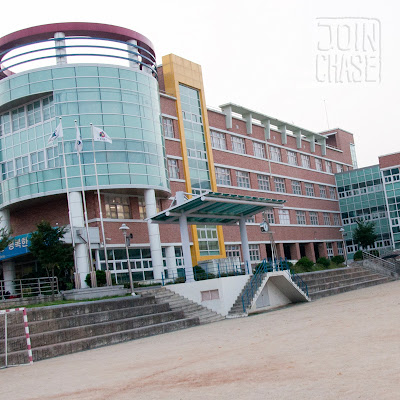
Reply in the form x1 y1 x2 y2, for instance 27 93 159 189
0 0 398 168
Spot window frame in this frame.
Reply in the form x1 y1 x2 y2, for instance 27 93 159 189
231 136 246 154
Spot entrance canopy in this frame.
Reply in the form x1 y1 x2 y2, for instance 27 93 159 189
150 192 285 226
149 192 285 283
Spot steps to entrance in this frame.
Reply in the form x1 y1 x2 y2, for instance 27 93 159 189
227 275 255 317
299 266 394 300
137 287 225 325
0 295 200 367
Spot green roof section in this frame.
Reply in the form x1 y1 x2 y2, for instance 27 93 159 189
150 192 285 225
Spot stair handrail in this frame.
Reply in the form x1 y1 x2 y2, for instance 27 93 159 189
290 271 309 297
241 258 290 313
362 251 400 277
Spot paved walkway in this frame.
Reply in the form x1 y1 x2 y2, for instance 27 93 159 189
2 280 400 400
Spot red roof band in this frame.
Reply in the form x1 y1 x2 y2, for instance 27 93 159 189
0 22 156 80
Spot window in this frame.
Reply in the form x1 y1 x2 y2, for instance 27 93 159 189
329 187 337 199
296 210 306 225
305 183 314 197
1 95 54 136
291 180 302 195
270 146 281 162
257 174 270 191
325 161 332 173
249 244 260 261
215 167 231 185
162 118 174 138
105 196 132 219
210 130 227 150
42 96 55 121
12 107 26 131
46 146 60 168
326 242 334 257
323 212 331 225
226 245 241 261
319 185 327 198
31 150 45 172
236 170 250 188
168 159 179 179
15 156 29 176
274 177 286 193
301 154 311 169
350 143 358 168
265 209 275 224
197 225 220 256
337 241 344 255
27 101 41 126
336 163 343 173
232 136 246 154
2 160 14 180
201 289 220 301
310 212 319 225
0 113 11 136
253 142 266 158
333 214 341 226
246 216 255 223
315 158 323 171
278 209 290 225
287 150 298 166
138 197 161 219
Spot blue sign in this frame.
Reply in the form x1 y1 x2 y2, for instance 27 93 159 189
0 233 31 261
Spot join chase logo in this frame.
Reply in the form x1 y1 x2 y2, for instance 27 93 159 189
316 18 381 83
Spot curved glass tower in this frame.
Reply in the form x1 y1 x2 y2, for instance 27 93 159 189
0 23 169 207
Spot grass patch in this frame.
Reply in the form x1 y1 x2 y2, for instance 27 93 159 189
0 294 130 310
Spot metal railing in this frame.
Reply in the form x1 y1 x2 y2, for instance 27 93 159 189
0 277 59 300
362 251 400 277
241 258 290 313
161 260 245 285
290 272 309 297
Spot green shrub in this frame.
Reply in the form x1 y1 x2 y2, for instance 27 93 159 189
85 270 108 287
316 257 330 268
293 257 314 273
331 255 345 265
353 250 363 261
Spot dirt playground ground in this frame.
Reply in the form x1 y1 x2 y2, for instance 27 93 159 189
2 280 400 400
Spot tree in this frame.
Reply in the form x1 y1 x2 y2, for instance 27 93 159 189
28 221 73 298
0 218 12 252
353 219 378 250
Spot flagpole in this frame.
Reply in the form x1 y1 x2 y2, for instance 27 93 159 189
75 120 95 284
90 123 112 286
58 118 80 289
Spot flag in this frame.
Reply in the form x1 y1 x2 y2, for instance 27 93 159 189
75 125 83 154
92 126 112 144
48 122 63 144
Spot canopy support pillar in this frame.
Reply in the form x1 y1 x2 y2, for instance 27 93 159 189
179 214 194 282
239 217 252 275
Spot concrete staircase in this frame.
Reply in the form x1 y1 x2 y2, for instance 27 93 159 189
0 295 199 367
227 275 254 317
137 287 225 324
299 266 394 300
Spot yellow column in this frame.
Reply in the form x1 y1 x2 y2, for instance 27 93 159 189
162 54 225 265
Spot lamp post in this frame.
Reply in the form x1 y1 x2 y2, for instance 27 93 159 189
339 228 348 266
119 223 135 296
